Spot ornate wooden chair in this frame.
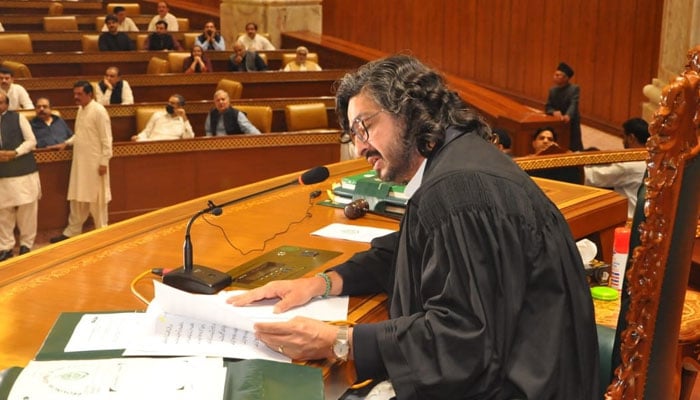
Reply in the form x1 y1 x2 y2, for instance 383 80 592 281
602 45 700 399
43 16 78 32
145 57 170 74
0 34 33 54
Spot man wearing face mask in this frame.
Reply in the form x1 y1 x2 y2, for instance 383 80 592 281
131 94 194 141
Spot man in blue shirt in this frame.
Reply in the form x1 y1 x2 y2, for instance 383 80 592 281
30 97 73 149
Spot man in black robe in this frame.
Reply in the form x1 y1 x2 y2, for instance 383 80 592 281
545 62 582 151
229 55 599 399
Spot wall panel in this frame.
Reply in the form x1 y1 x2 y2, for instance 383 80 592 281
322 0 663 133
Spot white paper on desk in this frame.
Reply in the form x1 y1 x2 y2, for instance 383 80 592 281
122 281 349 361
312 222 396 243
8 356 226 400
64 313 148 353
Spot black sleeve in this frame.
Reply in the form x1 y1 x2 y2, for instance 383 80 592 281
330 231 397 296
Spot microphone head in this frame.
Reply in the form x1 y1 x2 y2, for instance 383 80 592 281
344 198 369 219
298 166 330 185
211 207 223 216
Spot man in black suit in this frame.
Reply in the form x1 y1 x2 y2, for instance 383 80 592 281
98 14 134 51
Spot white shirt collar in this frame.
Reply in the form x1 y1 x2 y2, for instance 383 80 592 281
403 159 427 199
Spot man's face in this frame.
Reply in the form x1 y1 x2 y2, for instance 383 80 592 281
0 73 13 91
233 45 245 57
245 24 257 39
156 23 167 33
532 130 556 153
106 20 119 33
553 70 569 86
157 2 168 16
35 99 52 118
73 86 91 107
105 69 119 86
0 95 8 114
295 50 308 64
205 22 216 36
214 92 229 112
116 11 126 23
347 92 416 182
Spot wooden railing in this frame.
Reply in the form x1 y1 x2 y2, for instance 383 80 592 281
36 131 343 230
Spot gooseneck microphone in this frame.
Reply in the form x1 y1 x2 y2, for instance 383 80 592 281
163 166 330 294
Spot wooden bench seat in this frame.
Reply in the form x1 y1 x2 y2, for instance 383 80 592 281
0 0 103 15
17 70 345 107
29 97 338 142
1 49 300 75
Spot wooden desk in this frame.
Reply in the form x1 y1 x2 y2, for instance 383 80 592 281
17 70 345 107
0 158 625 397
3 50 301 76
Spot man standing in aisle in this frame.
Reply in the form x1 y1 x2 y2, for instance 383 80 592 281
51 81 113 243
545 62 582 151
0 92 40 260
0 67 33 110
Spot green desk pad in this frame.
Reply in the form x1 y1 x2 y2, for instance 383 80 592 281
0 311 323 400
227 245 342 289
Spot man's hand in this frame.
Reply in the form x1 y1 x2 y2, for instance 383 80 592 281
254 317 339 361
227 275 327 313
98 165 108 176
0 150 17 162
102 78 113 90
174 107 187 120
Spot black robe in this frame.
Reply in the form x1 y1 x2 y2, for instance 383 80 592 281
333 129 598 399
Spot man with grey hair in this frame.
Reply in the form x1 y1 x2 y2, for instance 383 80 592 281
205 90 260 136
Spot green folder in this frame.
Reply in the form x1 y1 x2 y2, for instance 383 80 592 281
0 311 324 400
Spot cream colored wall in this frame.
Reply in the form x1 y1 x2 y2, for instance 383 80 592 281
643 0 700 120
220 0 322 50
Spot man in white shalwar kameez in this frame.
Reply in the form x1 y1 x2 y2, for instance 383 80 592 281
0 92 41 261
51 81 113 243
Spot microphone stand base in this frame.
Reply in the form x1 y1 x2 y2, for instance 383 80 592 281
163 265 233 294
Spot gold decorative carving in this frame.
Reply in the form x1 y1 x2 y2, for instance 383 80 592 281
605 45 700 399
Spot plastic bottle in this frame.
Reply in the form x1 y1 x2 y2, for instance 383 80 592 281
610 227 631 292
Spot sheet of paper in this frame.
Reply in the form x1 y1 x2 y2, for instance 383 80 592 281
152 280 349 331
123 306 289 362
64 313 148 353
8 357 226 400
311 222 396 243
122 281 349 361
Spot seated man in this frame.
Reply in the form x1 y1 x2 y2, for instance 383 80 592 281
147 1 178 31
584 117 650 219
283 46 322 71
229 43 267 72
0 67 33 110
100 6 138 32
205 90 261 136
236 22 275 51
131 94 194 141
145 20 182 51
527 126 583 184
195 21 225 51
95 66 134 105
228 54 598 399
98 14 135 51
30 97 73 149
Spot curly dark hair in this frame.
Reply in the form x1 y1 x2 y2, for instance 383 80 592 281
334 54 491 157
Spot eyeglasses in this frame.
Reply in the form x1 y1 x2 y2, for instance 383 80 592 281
349 110 383 144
